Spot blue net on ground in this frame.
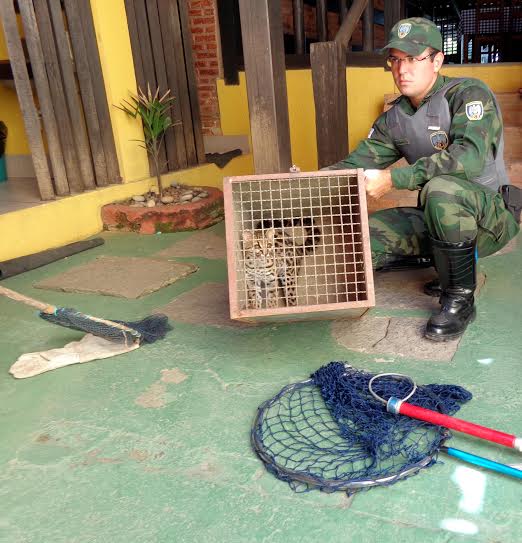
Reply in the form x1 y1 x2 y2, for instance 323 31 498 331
251 362 472 494
40 308 171 344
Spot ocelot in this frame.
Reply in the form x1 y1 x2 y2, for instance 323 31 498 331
241 218 320 309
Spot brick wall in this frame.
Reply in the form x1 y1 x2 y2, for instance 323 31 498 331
186 1 386 137
187 0 222 135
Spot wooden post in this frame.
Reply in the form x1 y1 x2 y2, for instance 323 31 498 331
363 1 374 52
0 0 54 200
335 0 369 48
63 0 109 186
33 0 84 193
311 0 368 168
293 0 305 54
145 0 179 172
17 0 69 196
310 41 348 169
178 0 206 164
238 0 291 174
384 0 406 45
48 0 96 189
316 0 328 43
157 0 188 170
339 0 348 23
76 0 121 183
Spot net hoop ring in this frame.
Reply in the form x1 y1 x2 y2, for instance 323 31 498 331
368 373 417 405
251 379 437 494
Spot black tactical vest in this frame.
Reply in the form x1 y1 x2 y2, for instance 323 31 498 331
386 78 509 191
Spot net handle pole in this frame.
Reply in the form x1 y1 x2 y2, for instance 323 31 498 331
388 397 522 452
441 447 522 479
0 285 55 313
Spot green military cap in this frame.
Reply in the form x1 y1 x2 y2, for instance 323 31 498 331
383 17 442 56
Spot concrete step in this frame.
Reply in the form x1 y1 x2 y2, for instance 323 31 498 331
497 92 522 127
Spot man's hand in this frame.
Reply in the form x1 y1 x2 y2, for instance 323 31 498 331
364 169 393 199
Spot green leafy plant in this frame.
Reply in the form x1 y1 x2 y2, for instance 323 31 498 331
116 86 176 198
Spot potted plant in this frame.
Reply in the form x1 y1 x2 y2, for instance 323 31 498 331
116 85 175 198
102 87 224 234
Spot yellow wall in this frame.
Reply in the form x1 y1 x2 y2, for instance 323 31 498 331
0 154 253 261
89 0 149 182
218 63 522 171
0 1 150 178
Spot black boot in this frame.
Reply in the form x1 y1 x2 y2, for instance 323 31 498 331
376 254 433 272
424 278 442 297
425 237 477 342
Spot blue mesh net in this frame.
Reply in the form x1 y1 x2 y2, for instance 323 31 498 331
40 308 171 344
251 362 472 494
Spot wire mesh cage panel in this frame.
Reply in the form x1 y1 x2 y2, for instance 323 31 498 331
224 169 375 322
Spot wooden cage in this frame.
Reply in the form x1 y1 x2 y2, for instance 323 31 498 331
223 169 375 323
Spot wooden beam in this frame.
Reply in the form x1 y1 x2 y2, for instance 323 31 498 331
362 1 374 52
292 0 305 54
75 0 121 183
158 0 197 167
334 0 368 48
178 0 206 164
0 0 54 200
316 0 327 43
339 0 348 23
33 0 84 192
63 0 109 186
17 0 69 195
238 0 291 174
384 0 405 45
146 0 178 172
48 0 95 189
129 0 167 175
157 0 186 170
310 41 348 169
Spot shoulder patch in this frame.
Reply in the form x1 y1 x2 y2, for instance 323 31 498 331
465 101 484 121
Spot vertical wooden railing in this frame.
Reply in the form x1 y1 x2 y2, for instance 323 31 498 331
0 0 54 199
0 0 121 200
124 0 205 175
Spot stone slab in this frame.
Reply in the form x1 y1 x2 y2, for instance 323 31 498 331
155 282 254 328
34 256 197 299
155 231 226 260
332 314 460 362
374 268 486 310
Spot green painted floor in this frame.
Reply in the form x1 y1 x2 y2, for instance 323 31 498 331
1 222 521 543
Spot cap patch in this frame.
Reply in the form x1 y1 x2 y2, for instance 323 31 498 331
398 23 412 39
465 101 484 121
430 130 449 151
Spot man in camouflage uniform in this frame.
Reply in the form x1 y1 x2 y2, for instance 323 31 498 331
327 17 520 341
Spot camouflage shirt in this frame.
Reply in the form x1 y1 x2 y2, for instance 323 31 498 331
329 74 504 191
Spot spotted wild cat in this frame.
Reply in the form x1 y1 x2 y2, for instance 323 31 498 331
242 218 320 309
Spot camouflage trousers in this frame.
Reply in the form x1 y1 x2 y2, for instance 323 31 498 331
370 175 520 270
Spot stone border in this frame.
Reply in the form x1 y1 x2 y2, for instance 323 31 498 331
101 186 224 234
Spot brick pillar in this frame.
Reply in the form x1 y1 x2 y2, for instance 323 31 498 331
188 0 222 136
